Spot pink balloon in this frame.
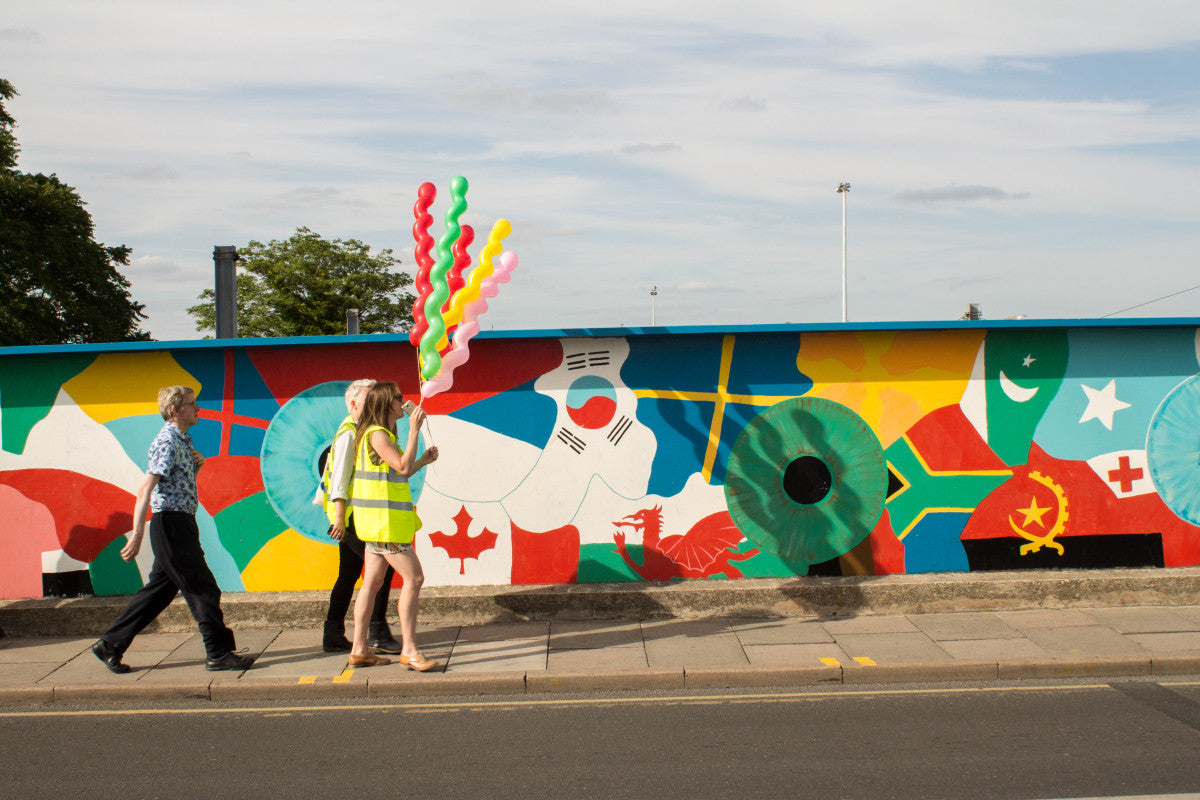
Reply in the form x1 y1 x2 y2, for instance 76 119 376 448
420 252 518 399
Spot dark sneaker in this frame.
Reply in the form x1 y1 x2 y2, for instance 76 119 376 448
92 639 131 674
206 650 255 671
368 622 404 654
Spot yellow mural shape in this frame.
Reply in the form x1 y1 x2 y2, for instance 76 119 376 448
242 529 342 591
797 330 984 448
62 352 200 424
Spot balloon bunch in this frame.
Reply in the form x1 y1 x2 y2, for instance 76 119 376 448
409 177 517 400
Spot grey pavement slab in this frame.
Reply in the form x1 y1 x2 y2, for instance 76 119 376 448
0 637 91 663
549 620 643 649
547 643 647 670
447 638 544 672
1169 605 1200 624
454 621 549 643
995 609 1100 629
1128 632 1200 652
730 618 834 645
833 632 954 662
821 615 920 635
1080 606 1199 633
908 612 1023 641
938 637 1053 661
742 643 853 667
1024 625 1151 656
642 619 747 667
0 661 61 684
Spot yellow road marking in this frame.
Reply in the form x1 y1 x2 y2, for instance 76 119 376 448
3 681 1198 719
820 657 841 667
298 677 316 685
853 657 877 667
332 669 353 684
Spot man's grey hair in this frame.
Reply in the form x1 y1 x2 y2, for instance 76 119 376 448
344 379 376 412
157 385 195 421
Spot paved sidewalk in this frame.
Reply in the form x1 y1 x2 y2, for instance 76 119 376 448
4 604 1200 705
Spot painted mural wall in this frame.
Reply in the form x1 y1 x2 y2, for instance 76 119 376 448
2 321 1199 600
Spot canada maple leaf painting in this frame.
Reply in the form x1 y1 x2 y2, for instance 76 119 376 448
428 505 499 574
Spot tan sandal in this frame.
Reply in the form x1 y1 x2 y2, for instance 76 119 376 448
399 651 440 672
348 652 391 668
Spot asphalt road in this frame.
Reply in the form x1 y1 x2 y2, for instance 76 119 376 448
3 678 1200 800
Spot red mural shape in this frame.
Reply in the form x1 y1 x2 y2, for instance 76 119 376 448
428 505 499 575
247 339 563 414
904 404 1007 472
0 470 134 563
196 455 265 516
612 507 756 580
867 509 906 575
510 521 581 584
963 444 1200 567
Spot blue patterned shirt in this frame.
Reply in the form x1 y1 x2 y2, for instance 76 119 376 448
147 422 199 514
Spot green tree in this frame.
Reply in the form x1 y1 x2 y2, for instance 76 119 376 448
187 227 414 337
0 78 149 346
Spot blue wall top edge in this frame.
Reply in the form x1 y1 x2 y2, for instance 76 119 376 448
3 315 1198 358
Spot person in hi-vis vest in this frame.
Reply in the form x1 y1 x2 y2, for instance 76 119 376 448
314 379 403 654
347 381 439 670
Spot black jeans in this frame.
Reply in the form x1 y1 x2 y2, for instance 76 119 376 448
101 511 236 659
326 517 394 627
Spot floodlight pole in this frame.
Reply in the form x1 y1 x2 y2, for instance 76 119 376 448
213 246 239 338
650 285 657 326
837 183 851 322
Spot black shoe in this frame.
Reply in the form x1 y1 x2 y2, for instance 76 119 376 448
92 639 131 674
367 622 404 655
206 650 255 671
322 620 352 652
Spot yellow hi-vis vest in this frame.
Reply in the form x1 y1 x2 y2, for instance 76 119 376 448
350 424 419 544
319 416 357 525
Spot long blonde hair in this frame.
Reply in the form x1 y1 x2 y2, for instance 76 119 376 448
353 381 400 465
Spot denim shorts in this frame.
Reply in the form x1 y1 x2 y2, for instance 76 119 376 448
365 541 413 556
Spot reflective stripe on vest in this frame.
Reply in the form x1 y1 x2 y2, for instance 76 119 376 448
320 416 357 525
349 424 418 544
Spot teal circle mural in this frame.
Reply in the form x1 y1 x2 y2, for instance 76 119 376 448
1147 373 1200 526
724 397 887 567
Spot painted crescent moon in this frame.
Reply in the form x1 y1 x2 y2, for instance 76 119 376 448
999 370 1038 403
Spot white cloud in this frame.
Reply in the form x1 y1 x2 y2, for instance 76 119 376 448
4 1 1200 339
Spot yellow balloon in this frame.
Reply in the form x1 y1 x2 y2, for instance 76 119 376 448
437 219 511 351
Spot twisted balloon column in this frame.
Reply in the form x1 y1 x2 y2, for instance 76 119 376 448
437 218 510 353
441 223 475 326
408 182 437 348
418 175 468 381
421 251 518 399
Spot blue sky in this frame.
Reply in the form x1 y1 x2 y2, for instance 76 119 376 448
4 1 1200 340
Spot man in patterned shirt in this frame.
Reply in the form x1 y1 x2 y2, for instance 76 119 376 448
92 385 255 674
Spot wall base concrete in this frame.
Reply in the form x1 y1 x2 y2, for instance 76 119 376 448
3 567 1199 637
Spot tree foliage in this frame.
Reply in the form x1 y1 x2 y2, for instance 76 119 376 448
0 78 149 346
187 227 415 338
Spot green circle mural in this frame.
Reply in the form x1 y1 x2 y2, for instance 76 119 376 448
723 397 887 567
1147 373 1200 526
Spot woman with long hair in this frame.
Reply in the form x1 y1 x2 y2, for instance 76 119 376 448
346 381 439 669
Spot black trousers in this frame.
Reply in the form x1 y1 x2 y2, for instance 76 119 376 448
326 517 394 627
101 511 236 659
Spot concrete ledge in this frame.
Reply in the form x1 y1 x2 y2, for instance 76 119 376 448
684 664 840 689
0 685 54 706
998 656 1152 680
51 682 209 703
843 659 1000 685
528 668 685 693
366 671 526 698
1151 653 1200 676
5 567 1200 635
